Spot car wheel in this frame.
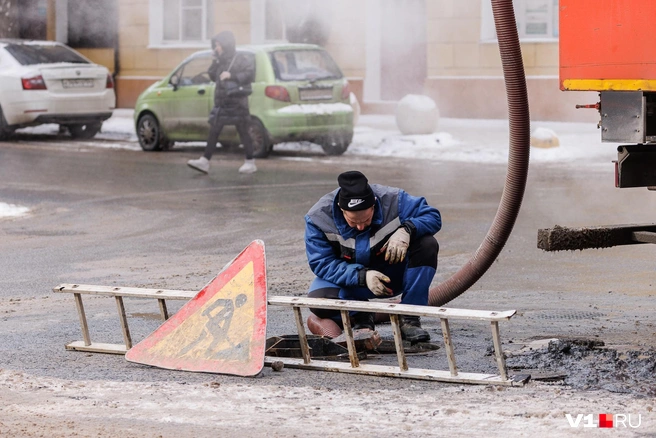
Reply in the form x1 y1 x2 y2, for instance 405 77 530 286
319 131 353 156
137 114 167 151
68 123 102 140
248 118 273 158
0 105 11 141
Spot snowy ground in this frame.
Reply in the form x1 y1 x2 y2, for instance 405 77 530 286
0 367 651 437
2 110 653 436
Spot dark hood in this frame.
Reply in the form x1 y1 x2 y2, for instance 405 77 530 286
211 31 236 58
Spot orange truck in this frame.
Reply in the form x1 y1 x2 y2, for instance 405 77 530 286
538 0 656 251
560 0 656 188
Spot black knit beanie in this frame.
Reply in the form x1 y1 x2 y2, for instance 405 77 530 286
337 171 375 211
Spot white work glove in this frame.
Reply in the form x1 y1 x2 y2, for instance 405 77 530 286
366 270 393 296
384 227 410 264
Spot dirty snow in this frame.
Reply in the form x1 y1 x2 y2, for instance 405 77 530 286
277 102 353 114
0 202 29 219
14 109 616 168
0 368 652 437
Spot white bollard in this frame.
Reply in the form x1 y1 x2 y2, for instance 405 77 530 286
396 94 439 135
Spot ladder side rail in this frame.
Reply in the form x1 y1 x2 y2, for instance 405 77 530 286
53 284 196 300
268 296 515 322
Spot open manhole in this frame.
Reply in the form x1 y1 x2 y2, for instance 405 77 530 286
524 310 606 320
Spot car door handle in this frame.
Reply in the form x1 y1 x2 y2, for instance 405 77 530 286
198 88 206 95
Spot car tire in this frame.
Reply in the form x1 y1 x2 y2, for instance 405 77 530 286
319 131 353 156
0 106 11 141
248 118 273 158
67 123 102 140
137 114 168 152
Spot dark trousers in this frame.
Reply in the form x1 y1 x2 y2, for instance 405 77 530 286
203 115 254 160
308 235 439 321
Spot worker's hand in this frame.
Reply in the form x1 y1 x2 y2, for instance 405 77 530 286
384 227 410 264
219 71 231 81
366 270 393 296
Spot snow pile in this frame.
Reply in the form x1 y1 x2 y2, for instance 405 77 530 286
277 103 353 115
14 109 617 168
0 202 29 218
531 126 560 149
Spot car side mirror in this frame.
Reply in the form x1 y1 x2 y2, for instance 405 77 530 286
169 75 179 91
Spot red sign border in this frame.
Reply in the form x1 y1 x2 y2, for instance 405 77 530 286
125 240 267 376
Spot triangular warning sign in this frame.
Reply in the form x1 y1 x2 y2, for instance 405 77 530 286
125 240 267 376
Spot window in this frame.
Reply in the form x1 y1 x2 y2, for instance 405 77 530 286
149 0 214 47
481 0 559 42
172 54 214 86
263 0 331 45
6 43 90 66
270 49 342 81
67 0 117 48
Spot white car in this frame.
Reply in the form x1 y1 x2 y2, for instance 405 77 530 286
0 39 115 140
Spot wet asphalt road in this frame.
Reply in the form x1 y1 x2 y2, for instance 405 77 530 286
0 133 654 391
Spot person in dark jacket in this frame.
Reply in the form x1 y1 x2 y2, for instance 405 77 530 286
188 31 257 174
304 170 441 343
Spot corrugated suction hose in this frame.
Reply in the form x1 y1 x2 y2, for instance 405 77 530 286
429 0 530 306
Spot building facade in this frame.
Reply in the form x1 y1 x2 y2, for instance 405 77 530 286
4 0 599 122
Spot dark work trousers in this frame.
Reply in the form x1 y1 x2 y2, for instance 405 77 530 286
203 115 254 160
308 235 439 323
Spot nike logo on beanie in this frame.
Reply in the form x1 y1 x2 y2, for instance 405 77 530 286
348 199 365 208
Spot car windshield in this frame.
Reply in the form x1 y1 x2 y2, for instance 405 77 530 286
269 49 342 81
5 43 90 66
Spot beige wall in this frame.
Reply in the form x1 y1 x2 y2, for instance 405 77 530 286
426 0 559 77
421 0 594 121
116 0 252 108
114 0 593 122
323 0 367 80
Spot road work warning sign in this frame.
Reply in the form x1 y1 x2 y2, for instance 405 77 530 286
126 240 267 376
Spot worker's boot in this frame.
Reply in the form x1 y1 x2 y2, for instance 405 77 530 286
400 315 430 343
352 312 375 331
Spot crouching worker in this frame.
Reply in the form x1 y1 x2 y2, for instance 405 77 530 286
304 170 441 343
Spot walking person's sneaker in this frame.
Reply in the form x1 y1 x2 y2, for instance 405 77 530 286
187 156 210 174
400 315 430 343
238 159 257 174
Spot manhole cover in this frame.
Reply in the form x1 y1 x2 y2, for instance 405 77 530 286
525 310 605 320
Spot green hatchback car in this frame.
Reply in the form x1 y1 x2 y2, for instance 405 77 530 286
134 43 354 157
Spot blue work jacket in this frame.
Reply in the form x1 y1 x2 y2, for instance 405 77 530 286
304 184 441 287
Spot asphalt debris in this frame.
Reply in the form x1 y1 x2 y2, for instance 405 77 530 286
507 338 656 396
